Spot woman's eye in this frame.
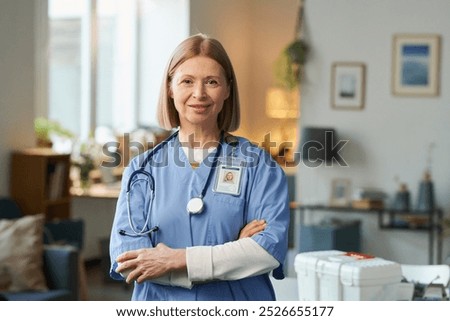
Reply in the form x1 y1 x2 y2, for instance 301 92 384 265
206 79 218 86
181 79 193 85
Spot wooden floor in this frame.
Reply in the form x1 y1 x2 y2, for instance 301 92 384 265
85 261 133 301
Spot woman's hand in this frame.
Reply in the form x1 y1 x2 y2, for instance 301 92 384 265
238 219 266 239
115 243 186 284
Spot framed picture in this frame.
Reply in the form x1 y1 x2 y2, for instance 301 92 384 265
392 34 441 96
329 178 351 207
331 62 365 110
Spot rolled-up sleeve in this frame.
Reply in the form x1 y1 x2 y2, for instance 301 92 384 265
246 151 290 267
109 158 154 280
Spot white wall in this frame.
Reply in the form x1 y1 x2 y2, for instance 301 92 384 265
0 0 36 196
299 0 450 264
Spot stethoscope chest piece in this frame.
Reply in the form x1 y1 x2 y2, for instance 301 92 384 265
187 197 204 215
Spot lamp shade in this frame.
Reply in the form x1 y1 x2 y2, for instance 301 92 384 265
265 87 300 119
300 126 336 163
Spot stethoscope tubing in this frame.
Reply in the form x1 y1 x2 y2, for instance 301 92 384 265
126 177 154 236
122 130 179 237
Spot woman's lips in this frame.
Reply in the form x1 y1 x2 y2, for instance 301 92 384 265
189 104 210 111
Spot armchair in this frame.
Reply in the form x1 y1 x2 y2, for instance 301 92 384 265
0 245 79 301
0 197 82 301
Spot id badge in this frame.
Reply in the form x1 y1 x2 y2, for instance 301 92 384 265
213 162 243 196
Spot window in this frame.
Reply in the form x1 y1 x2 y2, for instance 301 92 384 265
44 0 189 141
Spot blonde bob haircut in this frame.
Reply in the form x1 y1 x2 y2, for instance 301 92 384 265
157 34 240 132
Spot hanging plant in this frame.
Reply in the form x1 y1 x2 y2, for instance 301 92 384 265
273 0 308 90
286 39 308 65
274 39 308 90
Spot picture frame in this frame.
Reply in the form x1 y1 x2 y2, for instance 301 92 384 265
392 34 441 96
329 178 351 207
331 62 366 110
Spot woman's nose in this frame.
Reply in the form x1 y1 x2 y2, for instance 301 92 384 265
192 83 206 98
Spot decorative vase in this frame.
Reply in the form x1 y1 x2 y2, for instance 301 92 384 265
393 183 410 211
417 171 434 212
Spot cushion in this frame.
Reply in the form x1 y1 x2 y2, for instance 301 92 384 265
0 214 48 292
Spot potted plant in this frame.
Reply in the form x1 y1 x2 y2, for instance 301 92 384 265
34 117 74 148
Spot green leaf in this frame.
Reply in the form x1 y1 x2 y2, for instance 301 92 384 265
273 39 308 90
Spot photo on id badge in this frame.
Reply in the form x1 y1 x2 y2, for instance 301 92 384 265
214 164 242 195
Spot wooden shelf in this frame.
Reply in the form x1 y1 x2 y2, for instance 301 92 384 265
380 224 432 231
10 149 72 221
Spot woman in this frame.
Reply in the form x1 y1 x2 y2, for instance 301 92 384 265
110 34 290 300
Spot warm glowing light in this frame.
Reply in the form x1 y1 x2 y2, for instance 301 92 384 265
265 87 300 119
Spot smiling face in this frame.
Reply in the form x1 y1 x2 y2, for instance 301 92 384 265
225 172 234 181
169 56 230 132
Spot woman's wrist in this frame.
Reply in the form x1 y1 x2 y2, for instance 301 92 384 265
169 248 187 271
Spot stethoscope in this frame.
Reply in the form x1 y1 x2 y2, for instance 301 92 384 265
119 130 237 238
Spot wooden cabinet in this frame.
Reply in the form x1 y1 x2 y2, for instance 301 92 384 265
10 148 72 221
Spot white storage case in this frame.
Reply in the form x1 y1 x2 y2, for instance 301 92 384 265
295 251 403 301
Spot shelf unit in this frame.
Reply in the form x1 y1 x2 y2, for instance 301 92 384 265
291 203 445 264
10 148 72 221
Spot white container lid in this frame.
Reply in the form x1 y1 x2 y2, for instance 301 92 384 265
340 258 402 286
295 251 402 286
295 250 344 275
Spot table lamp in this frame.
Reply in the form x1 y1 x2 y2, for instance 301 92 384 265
265 87 300 160
265 87 300 119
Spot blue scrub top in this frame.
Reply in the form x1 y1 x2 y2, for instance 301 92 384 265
109 135 290 301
